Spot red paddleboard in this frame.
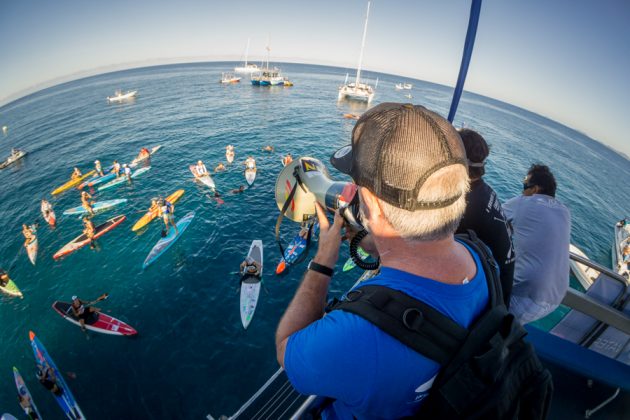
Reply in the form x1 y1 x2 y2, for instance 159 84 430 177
53 215 125 260
52 301 137 336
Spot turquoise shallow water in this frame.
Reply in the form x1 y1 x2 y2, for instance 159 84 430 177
0 62 629 418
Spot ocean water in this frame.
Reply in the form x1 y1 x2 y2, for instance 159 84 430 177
0 62 628 419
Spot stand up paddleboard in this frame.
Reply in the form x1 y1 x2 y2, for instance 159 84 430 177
25 227 38 265
53 215 126 260
245 168 256 186
98 167 151 191
189 165 216 190
42 201 57 227
52 301 138 336
226 147 234 163
240 240 263 329
80 172 116 189
29 331 86 420
63 199 127 216
13 367 43 420
342 247 371 272
51 170 96 195
142 212 195 269
0 275 23 298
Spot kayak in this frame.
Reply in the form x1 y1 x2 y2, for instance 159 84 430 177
98 167 151 191
342 247 371 272
0 149 27 170
53 215 126 260
130 145 161 168
13 367 43 419
132 189 185 232
189 165 215 190
29 331 86 420
245 168 257 186
63 198 127 216
79 172 115 189
240 239 263 329
142 211 195 269
42 201 57 227
51 170 96 195
0 276 23 298
25 228 38 265
52 301 138 336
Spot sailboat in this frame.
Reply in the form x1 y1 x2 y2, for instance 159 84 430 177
234 38 260 73
338 1 375 103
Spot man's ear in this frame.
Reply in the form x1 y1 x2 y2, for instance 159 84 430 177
358 187 381 220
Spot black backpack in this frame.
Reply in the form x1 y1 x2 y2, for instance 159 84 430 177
326 231 553 419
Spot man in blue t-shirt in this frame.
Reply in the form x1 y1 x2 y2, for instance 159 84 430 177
275 103 490 419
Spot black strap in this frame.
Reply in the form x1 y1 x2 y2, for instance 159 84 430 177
275 178 300 258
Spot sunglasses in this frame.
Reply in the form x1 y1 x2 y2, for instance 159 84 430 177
522 182 536 191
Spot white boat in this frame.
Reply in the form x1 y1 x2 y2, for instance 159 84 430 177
221 72 242 84
107 90 137 102
612 218 630 278
403 83 413 89
569 244 598 290
0 148 27 170
395 83 403 90
234 38 260 73
338 2 375 103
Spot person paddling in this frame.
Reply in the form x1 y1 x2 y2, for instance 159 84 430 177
282 153 293 167
81 191 94 216
41 199 53 219
71 167 82 180
22 224 36 248
244 156 256 170
112 160 121 177
70 295 104 331
123 163 132 181
194 160 209 176
0 269 9 287
37 365 63 396
136 147 150 161
240 256 261 278
82 216 96 249
94 159 104 176
158 198 179 235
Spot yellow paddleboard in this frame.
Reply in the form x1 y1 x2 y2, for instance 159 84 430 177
51 170 96 195
132 189 185 232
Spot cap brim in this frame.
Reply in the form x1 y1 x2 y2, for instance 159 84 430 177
330 144 353 175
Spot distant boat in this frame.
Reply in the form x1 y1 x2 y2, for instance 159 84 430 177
569 244 597 290
221 72 242 84
2 125 7 135
338 2 375 103
234 38 260 73
251 41 285 86
403 83 412 89
404 93 412 99
107 90 137 103
0 148 27 170
395 83 403 90
283 78 294 87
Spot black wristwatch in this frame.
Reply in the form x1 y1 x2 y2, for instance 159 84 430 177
307 260 334 277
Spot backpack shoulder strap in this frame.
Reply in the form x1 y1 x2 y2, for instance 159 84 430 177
327 231 503 365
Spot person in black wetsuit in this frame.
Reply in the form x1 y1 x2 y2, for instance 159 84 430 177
37 366 63 396
456 128 515 306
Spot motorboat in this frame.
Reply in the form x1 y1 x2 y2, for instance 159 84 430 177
0 148 27 170
395 83 403 90
338 2 375 103
403 83 413 89
107 90 137 103
569 244 598 290
250 41 284 86
220 72 242 84
613 219 630 278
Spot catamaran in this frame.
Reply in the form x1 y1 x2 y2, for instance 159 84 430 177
234 38 260 73
338 1 375 103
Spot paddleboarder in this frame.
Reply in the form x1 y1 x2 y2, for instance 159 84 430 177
282 153 293 167
262 145 274 152
231 185 246 194
70 295 101 331
122 163 132 181
0 269 9 287
41 199 54 220
240 256 261 277
94 159 104 176
244 156 256 170
70 167 82 180
80 191 94 216
193 160 209 176
82 216 96 249
112 160 121 177
22 224 35 248
36 365 63 396
136 147 150 161
158 198 179 235
18 390 39 419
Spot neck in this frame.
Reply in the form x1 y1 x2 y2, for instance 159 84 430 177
373 233 476 284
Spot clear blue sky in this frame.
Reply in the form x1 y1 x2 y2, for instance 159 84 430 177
1 0 629 155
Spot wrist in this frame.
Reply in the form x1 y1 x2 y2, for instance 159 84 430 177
308 260 334 277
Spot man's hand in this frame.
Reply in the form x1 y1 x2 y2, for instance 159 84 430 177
313 203 343 268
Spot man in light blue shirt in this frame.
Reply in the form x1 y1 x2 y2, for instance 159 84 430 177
503 164 571 324
275 103 489 419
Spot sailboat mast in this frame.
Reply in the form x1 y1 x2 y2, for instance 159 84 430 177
244 38 250 67
355 1 371 88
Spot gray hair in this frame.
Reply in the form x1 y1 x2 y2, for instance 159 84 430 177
375 165 469 241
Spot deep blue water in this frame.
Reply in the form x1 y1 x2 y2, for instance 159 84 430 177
0 62 628 419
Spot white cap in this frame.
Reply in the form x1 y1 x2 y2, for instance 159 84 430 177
71 295 78 301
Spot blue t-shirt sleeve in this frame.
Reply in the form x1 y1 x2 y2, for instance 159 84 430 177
284 312 371 404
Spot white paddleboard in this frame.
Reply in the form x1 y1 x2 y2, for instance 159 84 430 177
245 168 256 186
240 240 263 329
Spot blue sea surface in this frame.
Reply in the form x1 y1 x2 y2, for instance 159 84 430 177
0 62 628 418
